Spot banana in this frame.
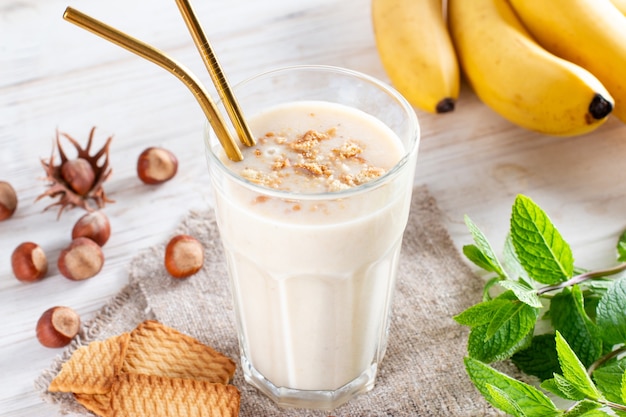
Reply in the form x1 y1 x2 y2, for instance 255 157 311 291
372 0 459 114
610 0 626 15
448 0 613 136
509 0 626 124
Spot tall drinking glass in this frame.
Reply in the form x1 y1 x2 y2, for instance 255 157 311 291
205 65 420 410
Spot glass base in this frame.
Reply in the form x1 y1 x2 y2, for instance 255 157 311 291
241 355 378 410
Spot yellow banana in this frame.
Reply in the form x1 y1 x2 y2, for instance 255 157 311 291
448 0 613 136
610 0 626 15
372 0 459 113
509 0 626 124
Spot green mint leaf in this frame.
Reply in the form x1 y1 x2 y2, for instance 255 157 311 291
512 333 560 381
500 279 543 308
453 298 510 327
555 331 602 401
552 373 587 401
551 286 603 367
465 215 507 278
482 277 502 301
510 195 574 284
561 399 602 416
467 292 538 362
464 357 560 417
617 229 626 262
596 276 626 345
485 384 527 417
485 295 536 339
541 377 569 399
463 244 499 273
592 357 626 404
503 233 531 280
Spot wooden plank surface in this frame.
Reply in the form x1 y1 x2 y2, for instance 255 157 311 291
2 0 626 415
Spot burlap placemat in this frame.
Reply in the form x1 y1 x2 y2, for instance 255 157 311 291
35 185 503 416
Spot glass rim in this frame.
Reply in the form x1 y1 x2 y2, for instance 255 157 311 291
205 64 420 201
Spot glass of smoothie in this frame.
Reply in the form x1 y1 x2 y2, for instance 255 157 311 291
204 65 420 410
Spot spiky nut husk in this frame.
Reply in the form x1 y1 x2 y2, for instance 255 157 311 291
37 127 114 218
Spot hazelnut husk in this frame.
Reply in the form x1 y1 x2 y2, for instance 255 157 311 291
58 237 105 280
0 181 17 220
11 242 48 282
72 211 111 246
164 234 204 278
36 306 81 348
37 127 114 218
137 147 178 184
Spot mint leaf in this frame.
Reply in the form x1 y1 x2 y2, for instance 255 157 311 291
503 233 531 281
485 384 527 417
464 357 560 417
466 292 538 362
596 276 626 345
512 333 560 381
552 373 587 401
510 195 574 284
555 331 602 401
500 279 543 308
592 357 626 404
551 286 603 367
617 230 626 262
561 399 602 416
463 244 499 274
454 298 510 327
465 215 507 278
541 377 570 399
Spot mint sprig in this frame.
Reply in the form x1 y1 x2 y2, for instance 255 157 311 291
457 194 626 416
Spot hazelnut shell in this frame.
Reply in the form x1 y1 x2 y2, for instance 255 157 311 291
137 147 178 185
0 181 18 221
58 237 104 280
11 242 48 282
72 210 111 246
36 306 81 348
164 234 204 278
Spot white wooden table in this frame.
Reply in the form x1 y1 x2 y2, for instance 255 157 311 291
2 0 626 415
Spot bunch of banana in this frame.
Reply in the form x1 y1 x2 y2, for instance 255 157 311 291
372 0 460 114
447 0 614 136
509 0 626 124
372 0 623 137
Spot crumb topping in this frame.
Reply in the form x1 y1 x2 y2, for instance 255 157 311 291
236 128 387 194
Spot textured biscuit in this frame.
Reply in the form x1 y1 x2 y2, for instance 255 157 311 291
83 373 239 417
74 392 110 417
122 320 236 384
49 333 130 394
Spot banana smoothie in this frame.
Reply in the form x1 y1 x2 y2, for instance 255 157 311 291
205 66 419 410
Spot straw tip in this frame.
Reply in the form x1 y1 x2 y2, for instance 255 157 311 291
62 7 72 20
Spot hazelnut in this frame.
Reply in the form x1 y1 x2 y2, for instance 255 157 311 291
58 237 104 280
11 242 48 282
0 181 18 220
137 147 178 184
61 158 96 196
36 306 81 348
164 234 204 278
72 210 111 246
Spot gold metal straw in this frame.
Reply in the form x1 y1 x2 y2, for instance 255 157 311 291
175 0 256 147
63 7 243 162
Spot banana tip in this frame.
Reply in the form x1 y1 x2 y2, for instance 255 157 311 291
589 93 613 120
436 98 455 113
